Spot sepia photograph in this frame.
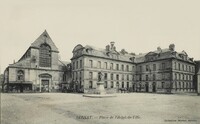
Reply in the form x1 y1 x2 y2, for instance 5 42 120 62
0 0 200 124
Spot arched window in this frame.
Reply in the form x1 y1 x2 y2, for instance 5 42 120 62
39 43 51 67
17 70 24 81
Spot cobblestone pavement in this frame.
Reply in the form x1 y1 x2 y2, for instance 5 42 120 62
1 93 200 124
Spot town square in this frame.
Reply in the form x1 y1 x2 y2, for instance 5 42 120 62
1 93 200 124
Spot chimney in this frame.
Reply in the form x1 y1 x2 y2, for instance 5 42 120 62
106 45 110 51
157 47 162 52
169 44 175 51
110 41 115 50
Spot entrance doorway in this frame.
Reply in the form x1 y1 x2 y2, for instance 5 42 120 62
145 82 149 92
152 82 156 92
41 80 49 92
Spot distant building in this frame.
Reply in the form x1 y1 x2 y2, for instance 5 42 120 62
71 42 196 93
3 30 71 93
194 61 200 95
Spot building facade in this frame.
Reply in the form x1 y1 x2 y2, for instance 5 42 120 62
135 45 195 93
3 30 71 93
71 42 196 94
194 61 200 95
71 42 136 93
2 30 198 94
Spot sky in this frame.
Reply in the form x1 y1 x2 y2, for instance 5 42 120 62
0 0 200 73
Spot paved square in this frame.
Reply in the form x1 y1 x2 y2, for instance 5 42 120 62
1 93 200 124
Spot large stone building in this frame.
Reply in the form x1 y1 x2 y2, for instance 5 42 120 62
71 42 196 93
71 42 136 93
135 44 195 93
3 30 71 93
2 30 199 94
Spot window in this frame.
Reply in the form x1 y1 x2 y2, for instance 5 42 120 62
175 73 177 80
161 63 165 70
126 65 129 71
122 74 124 80
162 82 165 89
104 81 107 88
186 65 188 71
111 81 114 88
104 62 107 69
174 62 176 69
73 72 76 80
97 61 101 68
127 75 129 80
104 73 107 80
17 70 24 81
132 75 135 81
89 60 93 68
110 63 113 70
73 62 75 70
80 72 82 80
146 75 148 81
39 43 51 67
175 82 177 90
89 72 93 79
127 82 129 88
80 60 82 68
116 64 119 70
116 74 119 80
121 65 124 71
76 72 78 80
111 73 113 80
182 64 184 71
153 74 156 80
146 65 149 71
89 81 93 88
153 64 156 71
116 82 119 87
162 73 165 80
139 66 142 72
122 82 124 88
139 75 142 81
76 61 78 69
189 66 191 72
132 66 135 71
63 74 66 81
178 63 181 70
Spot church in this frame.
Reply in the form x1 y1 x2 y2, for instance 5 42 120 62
3 30 71 93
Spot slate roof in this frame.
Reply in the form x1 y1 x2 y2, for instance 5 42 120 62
72 44 195 64
72 44 135 63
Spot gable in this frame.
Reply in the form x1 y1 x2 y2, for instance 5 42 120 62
30 30 59 52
